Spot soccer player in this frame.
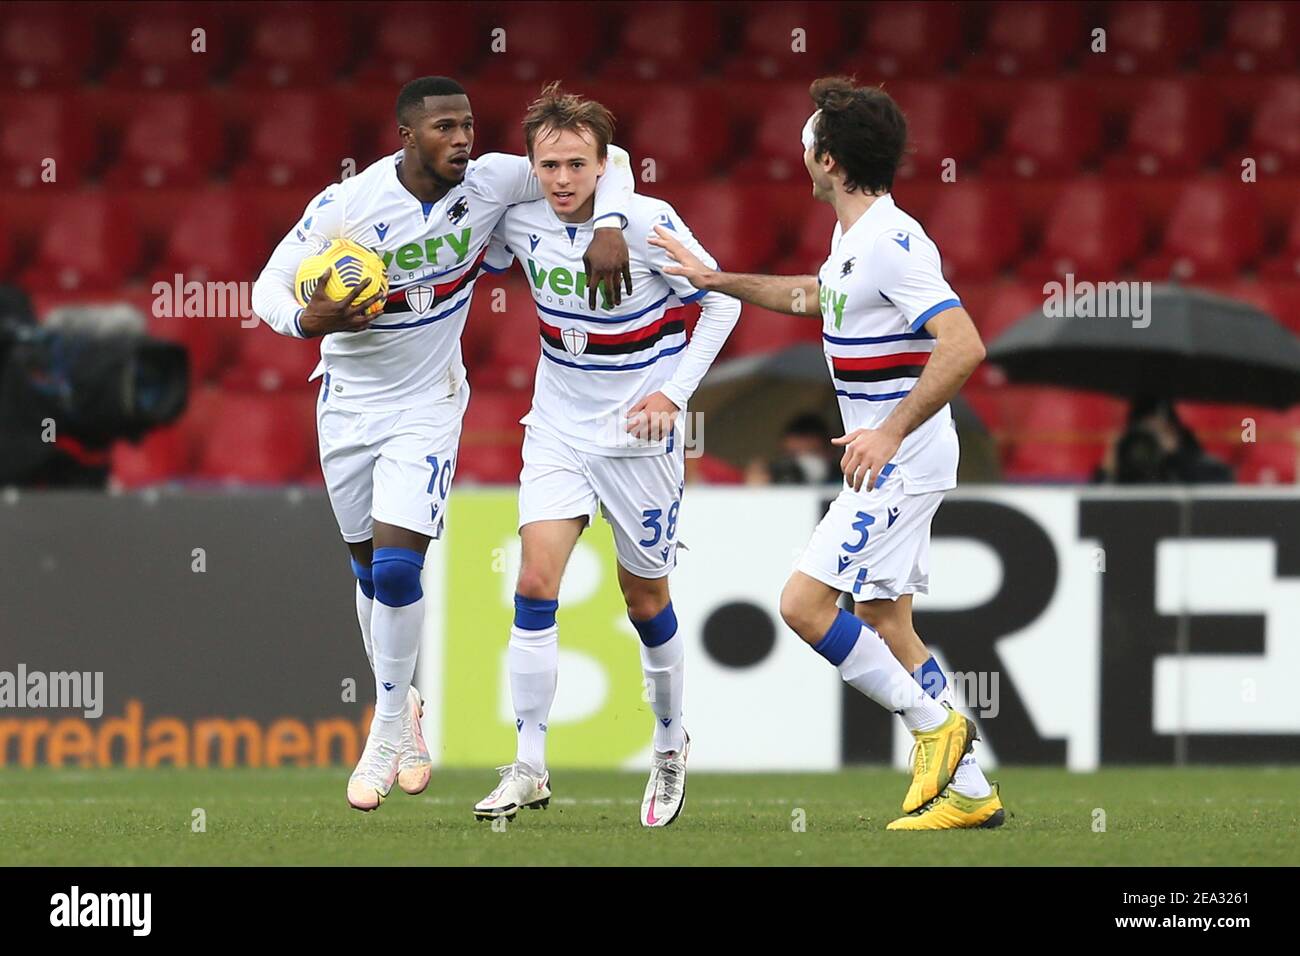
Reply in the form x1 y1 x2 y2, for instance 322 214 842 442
469 85 740 828
250 77 635 812
649 77 1003 830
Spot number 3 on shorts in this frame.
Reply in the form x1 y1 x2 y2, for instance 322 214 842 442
840 510 875 554
639 500 680 548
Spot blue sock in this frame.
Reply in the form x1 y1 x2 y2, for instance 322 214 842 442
913 656 946 699
629 602 677 647
514 594 559 630
811 609 861 666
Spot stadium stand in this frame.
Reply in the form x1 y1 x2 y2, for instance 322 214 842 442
1 0 1294 486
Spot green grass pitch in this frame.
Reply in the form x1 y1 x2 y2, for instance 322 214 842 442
3 767 1298 866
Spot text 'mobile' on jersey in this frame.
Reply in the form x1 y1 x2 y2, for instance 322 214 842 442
488 193 739 456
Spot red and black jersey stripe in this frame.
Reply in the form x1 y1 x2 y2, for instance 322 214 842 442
831 351 931 382
539 309 688 356
382 247 489 316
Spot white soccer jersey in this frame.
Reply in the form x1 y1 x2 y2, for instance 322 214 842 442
817 194 963 493
251 148 632 412
489 193 740 456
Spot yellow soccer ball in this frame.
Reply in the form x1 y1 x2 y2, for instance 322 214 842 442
294 238 389 318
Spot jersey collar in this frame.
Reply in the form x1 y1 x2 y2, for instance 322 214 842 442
840 192 895 244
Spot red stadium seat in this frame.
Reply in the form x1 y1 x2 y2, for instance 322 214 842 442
195 391 315 483
1003 439 1105 481
1001 387 1122 480
473 276 541 391
972 281 1044 348
0 205 14 280
457 388 530 484
1083 1 1204 75
1018 179 1145 281
231 92 351 188
1260 201 1300 280
967 1 1085 77
0 92 96 188
20 195 141 292
669 185 781 274
111 424 194 488
229 6 349 87
923 184 1022 281
1138 178 1263 281
983 82 1101 178
353 8 481 86
623 87 733 183
103 94 225 188
1176 402 1259 464
686 453 744 485
147 312 225 385
151 191 269 287
888 81 983 182
1244 80 1300 175
0 10 94 88
1201 1 1299 73
846 2 961 78
722 3 846 79
723 306 822 358
104 14 226 89
728 83 819 182
598 3 724 81
223 321 322 392
1237 442 1298 484
1105 79 1225 177
476 7 600 83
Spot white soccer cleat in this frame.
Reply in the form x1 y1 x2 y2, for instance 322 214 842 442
641 731 690 828
397 686 432 795
473 763 551 821
347 729 400 812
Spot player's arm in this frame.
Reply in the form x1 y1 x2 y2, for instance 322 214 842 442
476 146 636 306
834 236 986 492
250 186 381 337
648 225 820 318
628 211 741 438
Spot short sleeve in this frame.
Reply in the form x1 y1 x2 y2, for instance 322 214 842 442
643 204 715 305
484 226 515 275
467 153 540 205
873 229 962 332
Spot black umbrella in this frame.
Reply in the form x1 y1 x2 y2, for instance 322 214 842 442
691 343 998 480
986 284 1300 408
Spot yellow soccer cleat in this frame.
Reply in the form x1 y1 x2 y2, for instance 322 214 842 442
902 708 977 813
887 783 1006 831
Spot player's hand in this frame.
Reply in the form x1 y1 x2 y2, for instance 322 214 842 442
626 391 680 441
583 228 634 310
648 226 715 290
298 270 384 336
832 425 903 492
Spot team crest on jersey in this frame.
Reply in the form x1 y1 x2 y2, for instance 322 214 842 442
561 328 588 356
447 197 470 224
840 257 856 278
405 283 434 314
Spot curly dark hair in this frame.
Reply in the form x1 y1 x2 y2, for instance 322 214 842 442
808 76 907 194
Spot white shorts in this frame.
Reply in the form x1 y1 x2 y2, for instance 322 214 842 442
518 425 685 579
796 475 945 602
316 381 469 544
